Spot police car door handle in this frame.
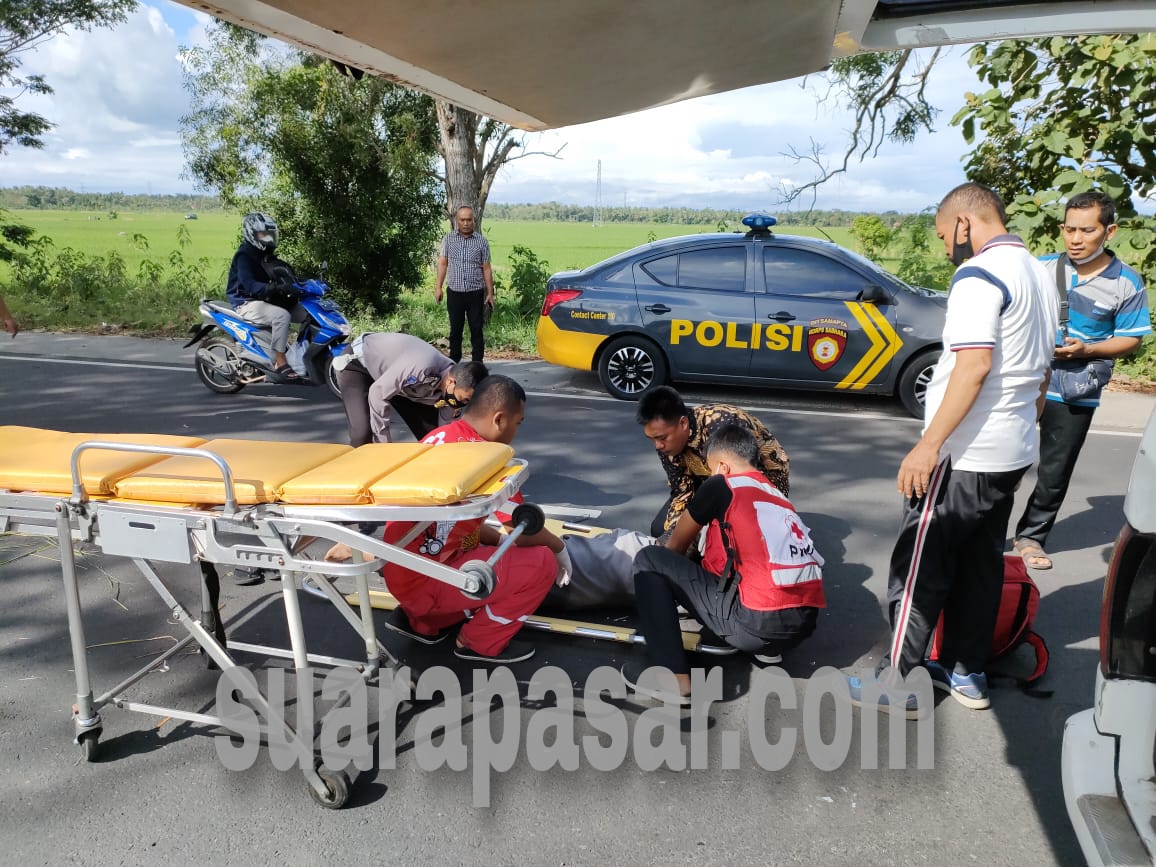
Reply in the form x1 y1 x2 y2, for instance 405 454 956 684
644 304 672 314
768 311 796 322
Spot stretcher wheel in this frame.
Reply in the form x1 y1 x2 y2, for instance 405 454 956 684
78 730 101 763
511 503 545 536
308 765 350 809
459 560 496 599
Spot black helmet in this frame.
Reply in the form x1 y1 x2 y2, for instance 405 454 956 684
242 212 279 252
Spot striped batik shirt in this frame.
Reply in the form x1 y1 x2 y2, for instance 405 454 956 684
440 230 490 293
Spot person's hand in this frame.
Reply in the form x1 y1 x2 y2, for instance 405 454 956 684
554 546 573 588
1053 337 1086 361
324 543 353 562
897 438 941 499
485 291 494 307
2 315 17 338
434 286 444 305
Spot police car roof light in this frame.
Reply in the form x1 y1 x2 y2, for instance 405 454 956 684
742 213 777 236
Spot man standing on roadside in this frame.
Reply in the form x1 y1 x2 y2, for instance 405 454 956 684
434 205 494 363
842 182 1057 718
1012 191 1151 571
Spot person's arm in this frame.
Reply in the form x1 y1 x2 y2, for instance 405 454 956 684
898 347 991 498
664 508 704 555
235 253 270 300
0 293 18 338
662 457 696 536
434 235 449 304
482 262 494 307
367 362 418 442
1053 335 1141 361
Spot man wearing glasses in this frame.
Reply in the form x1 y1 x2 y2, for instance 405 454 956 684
1013 191 1151 570
334 331 489 445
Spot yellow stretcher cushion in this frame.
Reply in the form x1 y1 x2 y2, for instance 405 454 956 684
277 442 431 505
113 438 350 505
0 426 208 495
368 441 515 505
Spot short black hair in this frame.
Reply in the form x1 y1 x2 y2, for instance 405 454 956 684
466 374 525 417
636 385 689 426
706 424 760 465
938 181 1007 225
451 360 489 389
1066 190 1116 227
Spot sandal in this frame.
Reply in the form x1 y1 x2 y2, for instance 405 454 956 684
273 363 302 383
1014 538 1052 571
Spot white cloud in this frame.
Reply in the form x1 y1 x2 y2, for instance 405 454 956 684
0 13 989 211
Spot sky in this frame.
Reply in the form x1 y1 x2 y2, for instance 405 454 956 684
0 1 995 215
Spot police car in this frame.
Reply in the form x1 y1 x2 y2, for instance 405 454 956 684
536 215 947 417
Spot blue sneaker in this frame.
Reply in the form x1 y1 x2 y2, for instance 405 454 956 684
842 674 924 720
925 661 989 710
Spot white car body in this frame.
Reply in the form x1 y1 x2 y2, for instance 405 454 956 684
1062 410 1156 866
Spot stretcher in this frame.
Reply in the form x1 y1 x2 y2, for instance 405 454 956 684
0 425 534 808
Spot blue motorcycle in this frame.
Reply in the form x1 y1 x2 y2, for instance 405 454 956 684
185 277 351 398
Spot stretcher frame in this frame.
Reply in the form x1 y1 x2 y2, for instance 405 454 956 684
0 438 530 808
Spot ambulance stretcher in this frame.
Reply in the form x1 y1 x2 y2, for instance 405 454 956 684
0 425 539 808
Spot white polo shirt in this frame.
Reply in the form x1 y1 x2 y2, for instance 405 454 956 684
923 235 1059 472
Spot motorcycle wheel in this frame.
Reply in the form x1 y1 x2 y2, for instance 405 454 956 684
195 335 247 394
325 355 342 399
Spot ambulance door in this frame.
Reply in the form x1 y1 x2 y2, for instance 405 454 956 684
751 242 901 393
634 244 754 377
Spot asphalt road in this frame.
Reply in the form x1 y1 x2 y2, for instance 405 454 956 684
0 333 1149 866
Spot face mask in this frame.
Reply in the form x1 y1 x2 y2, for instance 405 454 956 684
950 220 974 267
1070 243 1106 265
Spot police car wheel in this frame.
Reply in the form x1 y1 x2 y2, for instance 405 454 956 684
598 335 668 401
897 349 938 419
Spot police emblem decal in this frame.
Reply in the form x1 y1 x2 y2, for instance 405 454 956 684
806 318 849 371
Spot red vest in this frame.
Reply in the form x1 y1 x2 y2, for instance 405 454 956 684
702 472 826 612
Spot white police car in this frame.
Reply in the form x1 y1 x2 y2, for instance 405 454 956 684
536 215 947 417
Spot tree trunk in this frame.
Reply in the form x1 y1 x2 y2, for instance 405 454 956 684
436 99 520 229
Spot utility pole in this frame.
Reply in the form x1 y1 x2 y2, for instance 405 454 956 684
593 160 602 227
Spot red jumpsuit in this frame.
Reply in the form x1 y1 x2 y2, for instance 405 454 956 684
381 418 554 655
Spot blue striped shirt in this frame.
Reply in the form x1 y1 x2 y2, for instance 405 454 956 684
1042 252 1151 407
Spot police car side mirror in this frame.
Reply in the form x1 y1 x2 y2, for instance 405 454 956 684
858 284 893 305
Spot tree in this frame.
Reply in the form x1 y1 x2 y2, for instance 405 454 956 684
1 0 135 154
180 24 444 313
0 0 134 262
434 99 563 227
954 34 1156 275
849 214 892 262
796 35 1156 287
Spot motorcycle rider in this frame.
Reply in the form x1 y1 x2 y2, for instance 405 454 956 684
226 212 308 382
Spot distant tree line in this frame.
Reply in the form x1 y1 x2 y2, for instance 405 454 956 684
484 202 911 227
0 186 224 212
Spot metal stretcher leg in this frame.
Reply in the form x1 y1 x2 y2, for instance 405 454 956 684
56 501 103 759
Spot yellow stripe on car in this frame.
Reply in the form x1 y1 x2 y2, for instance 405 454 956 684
835 302 903 391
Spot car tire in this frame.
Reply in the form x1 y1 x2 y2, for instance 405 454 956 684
897 349 939 419
597 335 668 401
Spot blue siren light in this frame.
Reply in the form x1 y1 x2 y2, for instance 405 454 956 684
741 214 777 230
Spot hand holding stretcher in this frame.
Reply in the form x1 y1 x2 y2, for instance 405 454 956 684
0 425 534 808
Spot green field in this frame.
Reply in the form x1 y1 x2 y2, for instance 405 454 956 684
0 210 860 284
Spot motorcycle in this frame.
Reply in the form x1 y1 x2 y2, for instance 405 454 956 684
185 277 351 398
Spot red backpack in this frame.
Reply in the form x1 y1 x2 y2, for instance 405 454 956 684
930 554 1050 693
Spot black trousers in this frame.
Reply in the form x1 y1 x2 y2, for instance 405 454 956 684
884 458 1027 676
633 545 818 675
446 288 485 363
1014 400 1096 547
337 358 439 446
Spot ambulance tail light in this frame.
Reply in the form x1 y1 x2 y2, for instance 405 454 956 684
541 287 582 316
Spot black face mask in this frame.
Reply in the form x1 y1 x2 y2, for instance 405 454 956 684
950 220 974 267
